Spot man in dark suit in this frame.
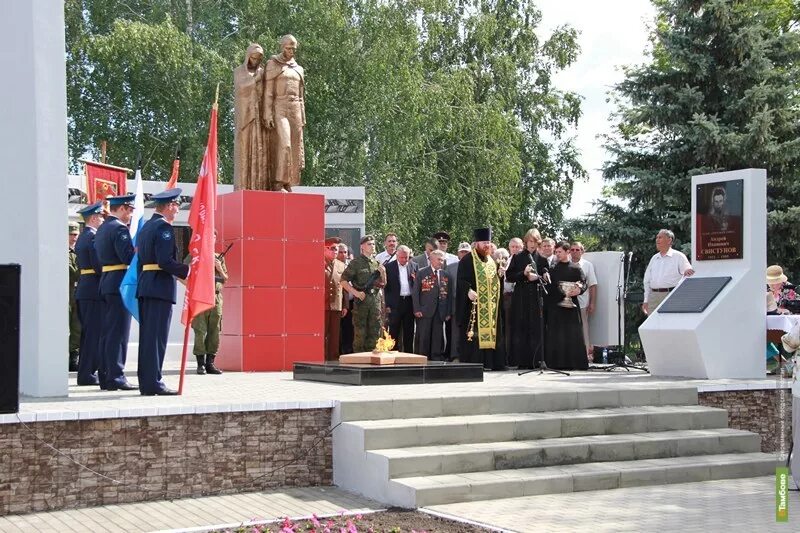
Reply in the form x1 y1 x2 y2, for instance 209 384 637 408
136 188 190 396
412 250 452 359
384 245 417 352
95 193 137 391
412 238 437 268
74 201 105 386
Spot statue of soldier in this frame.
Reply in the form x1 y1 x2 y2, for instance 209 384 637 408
264 34 305 192
233 43 270 190
340 235 386 353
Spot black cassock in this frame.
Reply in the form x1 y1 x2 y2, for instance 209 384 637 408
456 252 507 370
545 261 588 370
506 250 550 369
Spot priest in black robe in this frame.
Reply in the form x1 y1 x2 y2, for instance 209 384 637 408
545 241 588 370
456 228 506 370
506 229 551 369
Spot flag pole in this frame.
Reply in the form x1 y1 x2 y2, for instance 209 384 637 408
178 320 191 395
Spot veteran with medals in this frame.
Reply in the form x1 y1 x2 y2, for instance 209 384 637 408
456 227 507 370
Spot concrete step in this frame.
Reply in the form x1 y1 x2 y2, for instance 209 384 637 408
388 452 776 507
371 428 761 478
334 387 698 422
349 405 728 449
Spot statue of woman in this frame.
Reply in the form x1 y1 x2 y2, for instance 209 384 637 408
233 43 270 190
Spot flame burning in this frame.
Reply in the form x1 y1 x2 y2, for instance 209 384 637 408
373 327 396 353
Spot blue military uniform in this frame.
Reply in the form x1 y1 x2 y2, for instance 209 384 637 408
94 194 137 390
74 202 105 386
136 189 189 395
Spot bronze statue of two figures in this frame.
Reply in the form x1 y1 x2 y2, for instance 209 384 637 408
233 36 305 192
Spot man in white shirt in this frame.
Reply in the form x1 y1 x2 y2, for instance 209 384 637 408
375 233 399 265
540 238 556 267
433 231 459 266
570 242 598 356
642 229 695 314
384 245 417 351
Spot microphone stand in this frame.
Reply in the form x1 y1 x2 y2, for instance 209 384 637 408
519 254 569 377
605 252 648 373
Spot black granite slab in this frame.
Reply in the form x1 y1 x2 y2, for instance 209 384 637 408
293 361 484 386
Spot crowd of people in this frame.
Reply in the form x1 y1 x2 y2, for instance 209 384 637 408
324 228 607 371
67 190 227 396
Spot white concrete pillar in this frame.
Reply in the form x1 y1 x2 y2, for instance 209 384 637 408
0 0 68 396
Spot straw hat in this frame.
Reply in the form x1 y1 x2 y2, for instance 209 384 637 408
767 265 788 284
767 292 778 313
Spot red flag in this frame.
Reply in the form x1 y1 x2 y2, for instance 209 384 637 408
165 157 180 190
182 105 218 326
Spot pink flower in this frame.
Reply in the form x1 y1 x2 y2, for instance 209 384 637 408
355 515 363 521
311 515 322 528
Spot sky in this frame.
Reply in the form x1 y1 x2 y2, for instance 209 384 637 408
535 0 657 219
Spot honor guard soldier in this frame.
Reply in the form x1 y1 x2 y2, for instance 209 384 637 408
74 202 105 385
95 193 138 390
341 235 385 352
136 188 189 396
185 230 227 375
68 222 81 371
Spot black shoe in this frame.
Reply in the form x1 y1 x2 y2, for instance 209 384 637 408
77 375 100 386
195 354 206 375
141 388 178 396
205 354 223 375
108 381 138 391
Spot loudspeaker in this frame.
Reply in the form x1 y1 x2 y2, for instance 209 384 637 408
0 264 20 414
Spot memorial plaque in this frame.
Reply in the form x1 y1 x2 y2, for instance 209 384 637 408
657 276 732 313
696 179 743 260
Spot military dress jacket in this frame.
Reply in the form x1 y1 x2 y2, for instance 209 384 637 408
136 214 189 303
94 216 135 296
75 226 103 301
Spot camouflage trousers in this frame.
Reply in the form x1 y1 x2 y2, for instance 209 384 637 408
352 294 382 353
69 301 81 353
192 295 223 356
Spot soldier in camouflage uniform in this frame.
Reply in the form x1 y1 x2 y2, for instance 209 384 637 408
184 231 227 375
68 222 81 371
341 235 386 352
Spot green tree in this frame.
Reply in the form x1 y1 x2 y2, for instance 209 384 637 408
579 0 800 281
66 0 584 249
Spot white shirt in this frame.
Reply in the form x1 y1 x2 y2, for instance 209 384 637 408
375 250 397 264
503 281 515 294
643 248 692 303
398 262 411 297
572 258 597 309
444 252 459 266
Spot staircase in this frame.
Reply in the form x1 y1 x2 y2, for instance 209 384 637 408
332 387 775 508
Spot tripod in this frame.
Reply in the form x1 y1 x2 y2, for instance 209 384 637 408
519 264 569 377
605 251 648 373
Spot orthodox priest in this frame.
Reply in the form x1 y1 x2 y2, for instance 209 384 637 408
505 229 550 369
456 228 506 370
545 241 588 370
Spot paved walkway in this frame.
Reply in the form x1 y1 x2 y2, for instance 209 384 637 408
426 476 800 532
2 477 797 532
0 487 383 533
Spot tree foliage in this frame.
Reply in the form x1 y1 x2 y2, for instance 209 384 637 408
574 0 800 282
66 0 584 248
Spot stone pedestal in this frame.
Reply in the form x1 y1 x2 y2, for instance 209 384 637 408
216 190 325 371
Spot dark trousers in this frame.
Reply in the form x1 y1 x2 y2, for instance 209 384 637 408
415 315 446 360
137 297 172 394
340 303 354 354
102 293 131 387
77 299 104 384
388 295 414 352
325 310 342 361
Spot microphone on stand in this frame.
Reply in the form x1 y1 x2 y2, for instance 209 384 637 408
627 251 633 263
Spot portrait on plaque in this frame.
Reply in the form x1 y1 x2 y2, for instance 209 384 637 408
696 179 743 260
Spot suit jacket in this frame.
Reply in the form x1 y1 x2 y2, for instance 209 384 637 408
325 258 347 311
412 266 452 321
411 252 429 268
384 260 418 311
75 226 103 301
95 215 135 296
136 214 190 303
